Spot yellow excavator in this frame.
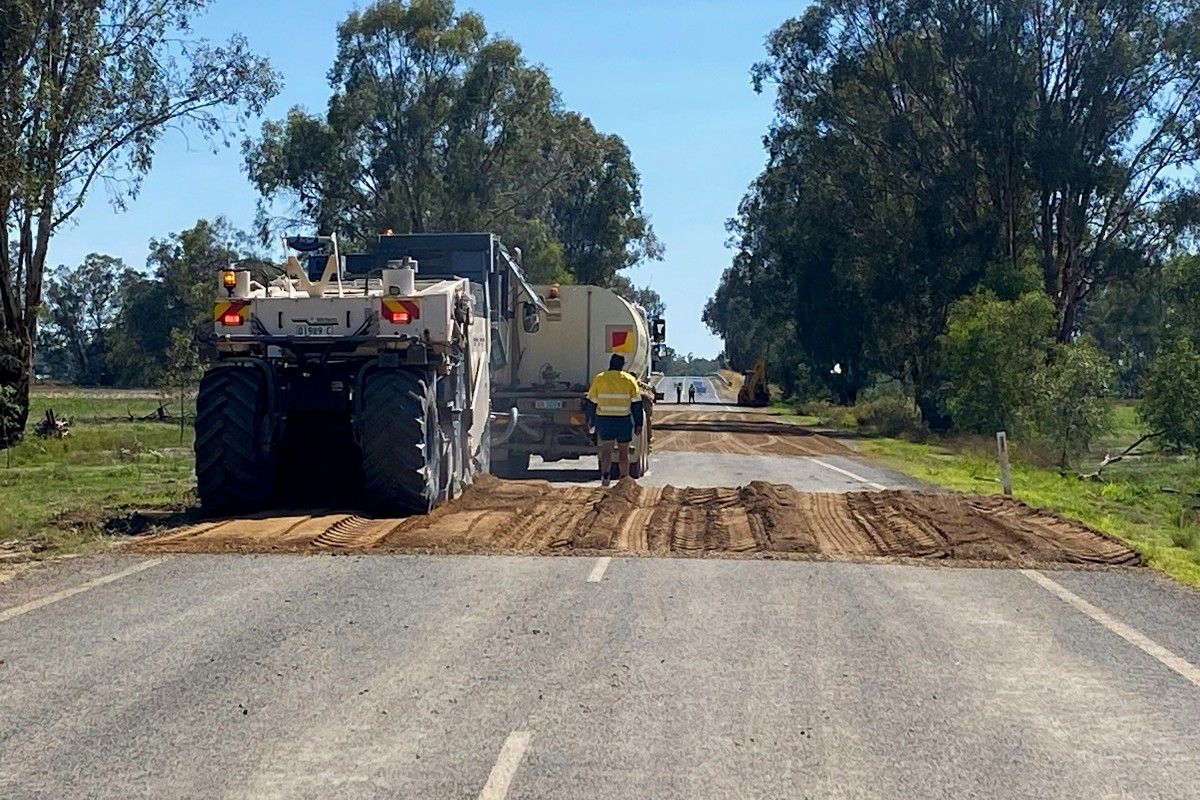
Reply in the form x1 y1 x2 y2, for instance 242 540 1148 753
737 359 770 407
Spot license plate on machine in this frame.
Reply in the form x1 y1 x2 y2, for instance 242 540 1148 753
295 325 335 336
534 399 565 410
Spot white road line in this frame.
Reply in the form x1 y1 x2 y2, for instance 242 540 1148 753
477 730 532 800
0 558 166 624
809 457 888 491
1022 570 1200 689
587 557 612 583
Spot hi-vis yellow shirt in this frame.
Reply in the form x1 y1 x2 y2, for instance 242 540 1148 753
587 370 641 417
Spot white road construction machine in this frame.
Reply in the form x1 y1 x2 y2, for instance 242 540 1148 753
490 284 666 478
196 232 541 516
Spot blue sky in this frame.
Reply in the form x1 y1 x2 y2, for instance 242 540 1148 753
52 0 802 357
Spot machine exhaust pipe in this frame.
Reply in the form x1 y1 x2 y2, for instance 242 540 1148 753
490 407 521 444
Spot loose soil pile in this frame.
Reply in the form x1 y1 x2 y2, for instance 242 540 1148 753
653 409 851 457
136 476 1139 568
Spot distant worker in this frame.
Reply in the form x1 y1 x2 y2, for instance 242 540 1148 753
688 383 696 404
675 382 683 404
586 354 644 487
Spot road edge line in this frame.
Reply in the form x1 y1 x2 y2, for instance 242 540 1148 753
477 730 532 800
0 558 167 624
809 457 888 491
1021 569 1200 688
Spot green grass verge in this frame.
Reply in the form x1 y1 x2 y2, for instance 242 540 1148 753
29 390 191 424
0 416 195 559
858 436 1200 588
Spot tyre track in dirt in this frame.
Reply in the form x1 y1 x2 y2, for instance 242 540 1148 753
653 409 851 457
135 476 1141 568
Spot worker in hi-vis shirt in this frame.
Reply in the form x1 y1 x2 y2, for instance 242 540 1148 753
585 354 644 487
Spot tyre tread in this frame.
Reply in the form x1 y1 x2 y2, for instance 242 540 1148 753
360 369 437 515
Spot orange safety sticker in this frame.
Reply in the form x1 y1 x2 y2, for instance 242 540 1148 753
381 297 421 323
214 300 249 324
606 325 635 354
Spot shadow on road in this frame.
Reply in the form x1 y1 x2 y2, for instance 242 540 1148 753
511 468 599 484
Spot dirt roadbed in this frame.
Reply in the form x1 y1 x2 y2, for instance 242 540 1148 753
136 476 1139 568
653 409 851 456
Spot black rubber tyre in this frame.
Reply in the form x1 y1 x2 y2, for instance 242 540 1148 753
360 369 439 515
194 366 275 516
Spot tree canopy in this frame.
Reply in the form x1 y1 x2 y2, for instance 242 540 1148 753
0 0 280 444
245 0 661 285
706 0 1200 421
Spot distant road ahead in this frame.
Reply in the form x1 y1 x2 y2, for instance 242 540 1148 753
655 375 724 405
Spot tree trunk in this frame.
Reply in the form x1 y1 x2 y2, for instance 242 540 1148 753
1057 291 1079 342
0 330 31 448
1054 247 1084 342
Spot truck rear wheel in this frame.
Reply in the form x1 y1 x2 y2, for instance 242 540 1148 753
359 369 440 515
195 366 275 516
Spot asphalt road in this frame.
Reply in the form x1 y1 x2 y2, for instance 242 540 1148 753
4 552 1200 799
527 449 926 492
4 431 1200 796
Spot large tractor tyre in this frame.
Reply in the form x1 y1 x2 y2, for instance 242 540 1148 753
195 367 276 516
360 370 440 515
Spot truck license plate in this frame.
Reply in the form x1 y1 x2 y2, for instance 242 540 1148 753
295 325 335 337
534 399 564 410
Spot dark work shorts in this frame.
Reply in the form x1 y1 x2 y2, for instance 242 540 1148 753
595 415 634 444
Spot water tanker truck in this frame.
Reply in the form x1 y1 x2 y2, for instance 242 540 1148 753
490 284 666 478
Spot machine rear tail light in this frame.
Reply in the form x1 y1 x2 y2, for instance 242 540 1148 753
382 305 411 324
216 300 247 327
381 299 419 325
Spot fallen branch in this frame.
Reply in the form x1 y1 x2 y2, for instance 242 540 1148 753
1078 431 1163 481
34 408 72 439
1159 486 1200 499
140 403 169 421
